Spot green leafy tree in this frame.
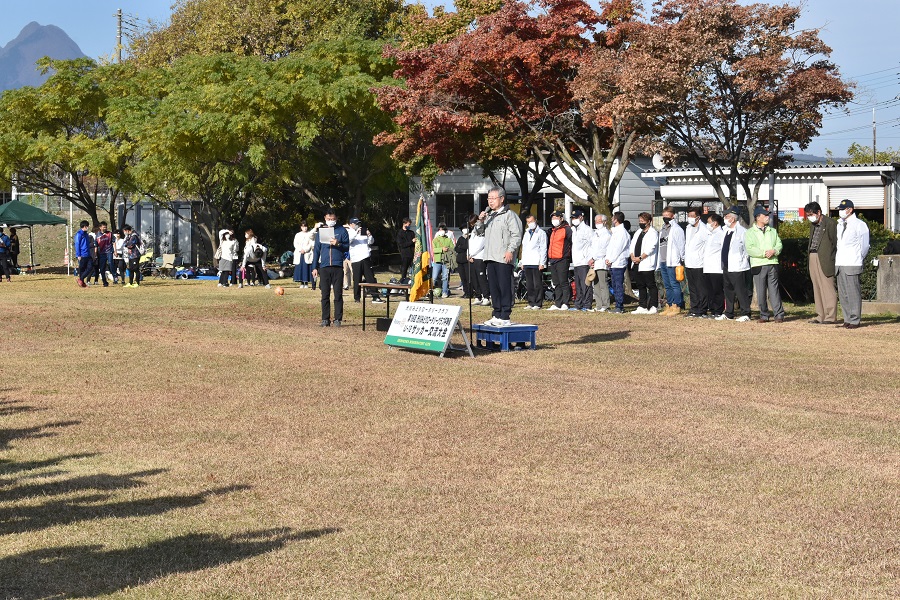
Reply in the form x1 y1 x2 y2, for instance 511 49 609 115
843 142 900 165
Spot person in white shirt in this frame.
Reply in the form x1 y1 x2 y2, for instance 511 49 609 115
241 229 270 288
604 211 631 313
589 213 611 312
629 212 660 314
292 222 315 288
520 212 547 310
702 213 726 318
570 209 594 311
658 206 686 316
834 199 870 328
348 218 383 303
719 207 751 322
467 221 490 306
684 206 710 317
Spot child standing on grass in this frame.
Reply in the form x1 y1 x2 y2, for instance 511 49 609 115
217 229 239 287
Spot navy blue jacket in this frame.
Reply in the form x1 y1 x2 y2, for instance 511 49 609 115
312 226 350 268
0 234 9 255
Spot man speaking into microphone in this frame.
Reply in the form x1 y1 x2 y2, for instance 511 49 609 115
475 186 523 327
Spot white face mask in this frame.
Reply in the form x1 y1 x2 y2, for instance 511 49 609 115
438 231 446 237
325 219 337 227
687 217 697 226
707 223 716 232
462 228 469 235
551 219 561 227
839 209 849 220
807 215 818 223
527 222 537 231
571 219 581 227
725 218 734 229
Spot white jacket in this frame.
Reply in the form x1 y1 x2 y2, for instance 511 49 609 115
220 238 239 261
605 224 631 269
348 227 374 263
703 227 725 274
722 224 750 272
591 226 611 266
293 230 315 265
570 222 594 267
835 213 871 268
242 237 267 267
684 223 709 269
629 226 659 272
468 233 486 260
520 226 547 267
663 222 686 267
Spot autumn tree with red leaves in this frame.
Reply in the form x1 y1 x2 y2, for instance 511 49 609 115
377 0 649 215
620 0 852 213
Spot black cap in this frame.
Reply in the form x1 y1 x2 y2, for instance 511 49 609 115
551 210 564 218
837 199 854 210
571 209 584 219
725 207 740 217
753 206 771 217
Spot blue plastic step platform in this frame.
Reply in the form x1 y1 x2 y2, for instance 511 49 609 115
472 323 538 352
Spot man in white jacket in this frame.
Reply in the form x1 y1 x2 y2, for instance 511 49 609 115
589 214 611 312
834 199 870 329
570 209 594 311
604 212 631 314
684 207 709 317
718 207 751 322
629 212 660 314
659 206 686 316
520 212 547 310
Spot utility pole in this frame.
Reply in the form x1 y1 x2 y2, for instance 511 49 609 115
116 8 123 63
873 106 877 163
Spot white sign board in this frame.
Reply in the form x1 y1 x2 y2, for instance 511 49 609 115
384 302 462 354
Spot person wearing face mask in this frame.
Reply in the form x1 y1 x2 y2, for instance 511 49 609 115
467 216 490 306
293 222 315 288
684 207 710 317
348 218 383 304
474 186 523 326
702 213 726 318
520 212 548 309
604 211 631 313
628 212 660 314
717 207 751 322
658 206 686 316
241 229 270 289
455 217 477 299
312 210 350 327
833 199 870 329
546 210 572 311
589 213 611 312
217 229 239 287
396 218 416 283
745 206 785 323
431 223 454 298
569 209 595 312
803 201 838 324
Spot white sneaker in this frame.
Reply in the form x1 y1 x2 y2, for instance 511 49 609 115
598 307 608 313
483 317 501 326
238 283 243 288
265 284 271 289
647 306 658 315
217 283 224 287
632 307 648 314
481 298 491 306
559 304 568 311
496 319 512 327
736 315 751 322
715 314 731 321
546 305 559 311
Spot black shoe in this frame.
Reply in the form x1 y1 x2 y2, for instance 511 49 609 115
333 320 342 327
103 282 109 287
320 320 330 327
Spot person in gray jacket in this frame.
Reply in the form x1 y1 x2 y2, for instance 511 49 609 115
475 186 523 327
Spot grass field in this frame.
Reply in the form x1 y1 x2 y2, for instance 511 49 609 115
2 274 899 598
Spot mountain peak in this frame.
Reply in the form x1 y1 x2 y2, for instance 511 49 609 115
0 22 87 92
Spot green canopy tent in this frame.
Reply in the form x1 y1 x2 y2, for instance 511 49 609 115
0 200 67 271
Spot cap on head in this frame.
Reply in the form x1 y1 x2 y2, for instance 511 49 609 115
725 207 740 217
837 199 854 210
571 209 584 219
349 218 361 225
551 210 564 218
753 206 771 218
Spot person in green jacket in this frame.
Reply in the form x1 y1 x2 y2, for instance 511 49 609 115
431 223 454 298
745 205 785 322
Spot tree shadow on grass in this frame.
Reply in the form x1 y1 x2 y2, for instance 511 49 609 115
0 399 43 418
0 420 80 451
554 330 631 346
0 527 339 599
0 468 167 504
0 484 250 536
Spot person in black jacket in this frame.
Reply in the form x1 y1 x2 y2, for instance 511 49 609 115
396 218 415 283
455 216 477 298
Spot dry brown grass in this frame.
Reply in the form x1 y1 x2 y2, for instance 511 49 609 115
2 274 899 598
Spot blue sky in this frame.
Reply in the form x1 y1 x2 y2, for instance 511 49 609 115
1 0 897 158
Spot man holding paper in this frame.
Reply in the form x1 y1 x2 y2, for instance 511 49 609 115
312 210 350 327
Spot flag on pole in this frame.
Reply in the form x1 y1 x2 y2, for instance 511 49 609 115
409 196 433 302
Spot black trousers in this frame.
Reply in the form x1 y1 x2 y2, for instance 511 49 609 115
459 260 475 298
127 257 140 284
723 270 751 318
78 256 94 282
549 260 571 307
319 265 343 322
95 254 112 284
399 254 413 282
685 267 707 315
524 266 543 307
486 261 514 320
247 261 269 286
351 257 377 301
471 259 489 299
114 258 126 282
573 265 593 309
635 270 659 309
702 272 724 315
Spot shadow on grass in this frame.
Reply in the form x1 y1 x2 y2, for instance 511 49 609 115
0 399 43 418
0 484 250 536
0 420 80 451
0 527 339 599
0 468 167 503
555 330 631 346
0 453 98 478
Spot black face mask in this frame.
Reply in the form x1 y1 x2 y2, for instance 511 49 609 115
639 222 648 230
663 217 672 224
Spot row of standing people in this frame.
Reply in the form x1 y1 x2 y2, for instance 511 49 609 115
73 221 144 288
216 228 271 288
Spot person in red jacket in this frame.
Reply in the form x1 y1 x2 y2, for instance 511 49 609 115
546 210 572 311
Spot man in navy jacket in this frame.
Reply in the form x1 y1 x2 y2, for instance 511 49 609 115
312 210 350 327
